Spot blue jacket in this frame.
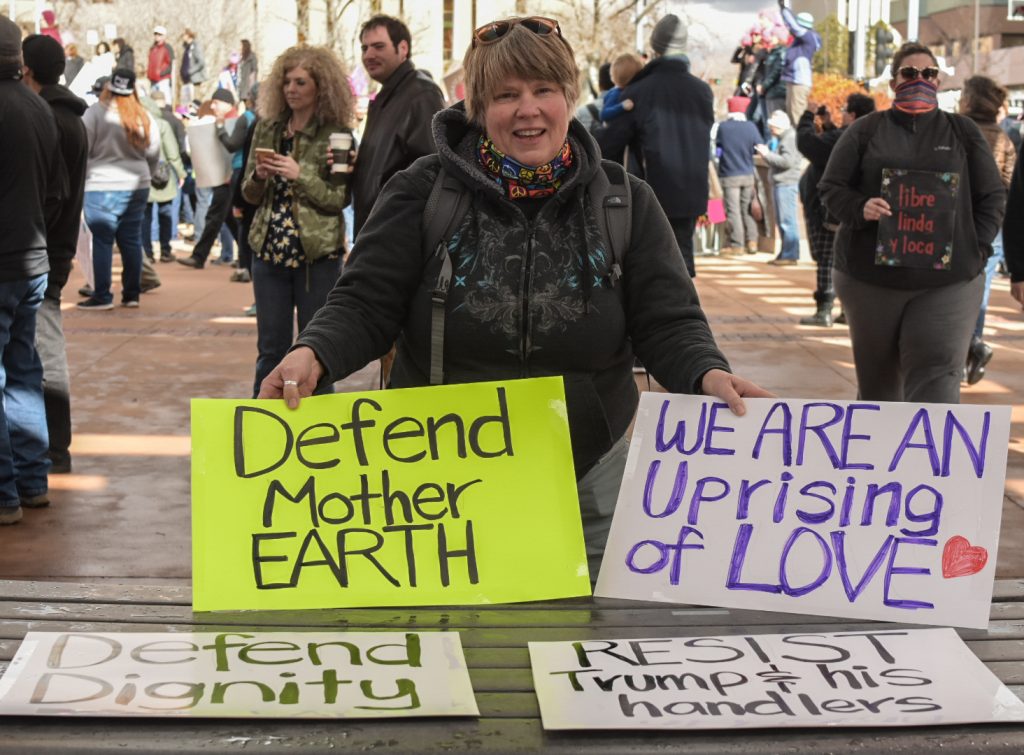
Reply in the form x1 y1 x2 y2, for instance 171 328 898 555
781 7 821 87
716 118 761 178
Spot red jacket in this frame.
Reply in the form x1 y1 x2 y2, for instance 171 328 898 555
147 42 172 83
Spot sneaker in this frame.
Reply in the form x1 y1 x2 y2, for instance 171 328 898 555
159 252 176 263
122 299 140 309
834 311 847 325
183 234 197 244
0 507 22 525
768 257 798 266
244 303 257 317
141 280 161 293
20 493 49 508
78 285 94 298
77 298 114 311
211 257 232 266
230 269 251 283
176 255 204 269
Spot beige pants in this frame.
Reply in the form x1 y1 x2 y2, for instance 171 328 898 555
786 84 810 127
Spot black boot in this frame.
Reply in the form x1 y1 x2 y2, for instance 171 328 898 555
799 294 833 327
965 337 993 385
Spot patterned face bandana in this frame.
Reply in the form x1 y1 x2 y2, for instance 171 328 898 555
892 78 939 116
477 135 573 199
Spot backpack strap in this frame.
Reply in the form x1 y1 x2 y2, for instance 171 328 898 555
422 167 471 385
592 160 632 286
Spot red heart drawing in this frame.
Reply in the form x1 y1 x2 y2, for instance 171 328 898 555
942 536 988 578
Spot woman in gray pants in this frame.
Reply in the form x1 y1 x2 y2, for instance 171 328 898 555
819 42 1005 403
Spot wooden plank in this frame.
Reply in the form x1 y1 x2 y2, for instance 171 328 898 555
0 710 1024 753
5 618 1024 645
0 580 191 605
2 577 1022 610
4 639 1023 667
2 600 1023 629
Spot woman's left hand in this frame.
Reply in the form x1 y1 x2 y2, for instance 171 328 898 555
701 368 775 417
266 154 301 181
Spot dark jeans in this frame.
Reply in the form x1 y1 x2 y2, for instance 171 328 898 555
191 183 234 263
251 256 343 397
144 200 174 256
668 216 698 278
0 274 49 507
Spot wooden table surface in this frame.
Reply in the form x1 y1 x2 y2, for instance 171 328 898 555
1 578 1024 753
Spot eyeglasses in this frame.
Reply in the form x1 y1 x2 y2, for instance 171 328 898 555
472 17 561 48
897 65 940 82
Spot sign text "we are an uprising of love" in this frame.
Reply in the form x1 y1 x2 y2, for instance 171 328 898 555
597 395 1010 629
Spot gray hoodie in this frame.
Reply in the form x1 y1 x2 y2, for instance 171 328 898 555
83 98 160 192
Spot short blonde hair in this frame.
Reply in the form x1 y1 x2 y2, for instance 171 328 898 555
462 19 579 126
610 53 643 88
258 45 354 127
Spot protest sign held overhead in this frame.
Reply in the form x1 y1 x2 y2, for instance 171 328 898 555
876 169 957 270
0 632 478 719
191 378 589 611
596 395 1011 629
528 629 1024 730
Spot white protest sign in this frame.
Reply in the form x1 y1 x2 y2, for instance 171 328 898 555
596 395 1011 629
529 628 1024 730
0 632 478 719
187 117 233 188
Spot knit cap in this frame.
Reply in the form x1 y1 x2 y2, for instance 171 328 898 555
650 15 687 56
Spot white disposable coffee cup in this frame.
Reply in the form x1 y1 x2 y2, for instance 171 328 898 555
329 132 353 174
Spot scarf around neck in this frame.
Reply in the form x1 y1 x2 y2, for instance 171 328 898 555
892 78 938 116
477 135 573 199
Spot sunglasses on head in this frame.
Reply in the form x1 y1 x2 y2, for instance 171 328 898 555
897 65 940 81
472 17 561 48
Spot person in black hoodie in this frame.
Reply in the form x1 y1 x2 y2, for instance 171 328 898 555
819 43 1005 404
0 18 62 524
257 16 770 572
795 92 875 326
597 14 713 278
22 34 88 475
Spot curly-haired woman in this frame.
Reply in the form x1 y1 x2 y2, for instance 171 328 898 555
240 45 355 397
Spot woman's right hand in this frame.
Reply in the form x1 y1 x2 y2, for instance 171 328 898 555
863 197 892 222
258 346 325 409
1012 281 1024 310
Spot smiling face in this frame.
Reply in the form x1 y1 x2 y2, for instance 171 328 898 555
283 65 317 115
360 25 407 84
483 77 571 167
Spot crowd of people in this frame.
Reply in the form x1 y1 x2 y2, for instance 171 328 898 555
0 5 1021 571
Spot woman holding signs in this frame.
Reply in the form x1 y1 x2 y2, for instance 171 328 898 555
258 16 770 570
819 42 1005 404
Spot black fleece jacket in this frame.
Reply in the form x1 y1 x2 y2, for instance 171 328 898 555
596 56 713 219
296 108 730 476
820 107 1005 289
40 84 88 296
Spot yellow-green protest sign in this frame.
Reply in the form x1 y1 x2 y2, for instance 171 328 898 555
191 377 589 611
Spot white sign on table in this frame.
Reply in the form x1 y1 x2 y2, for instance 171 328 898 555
0 631 478 719
529 628 1024 730
596 395 1011 629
